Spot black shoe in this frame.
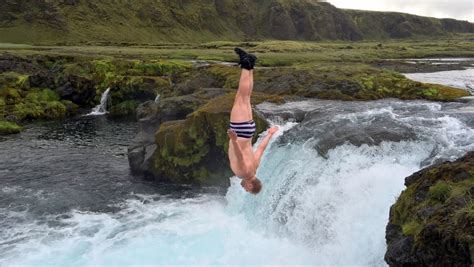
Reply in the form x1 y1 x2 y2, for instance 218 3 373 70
234 47 257 70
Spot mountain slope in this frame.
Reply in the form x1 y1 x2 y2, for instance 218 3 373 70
0 0 472 44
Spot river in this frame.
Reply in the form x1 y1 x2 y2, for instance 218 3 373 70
0 67 473 266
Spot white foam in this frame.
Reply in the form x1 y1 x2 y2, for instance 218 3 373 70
226 140 433 266
0 195 318 266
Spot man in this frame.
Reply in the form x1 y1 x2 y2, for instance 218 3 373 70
227 48 279 195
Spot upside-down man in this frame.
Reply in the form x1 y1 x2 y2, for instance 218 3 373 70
227 48 279 195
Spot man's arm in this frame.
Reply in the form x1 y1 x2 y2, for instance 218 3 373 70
228 129 244 161
254 126 279 166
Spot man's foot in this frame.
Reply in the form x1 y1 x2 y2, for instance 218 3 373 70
234 47 257 70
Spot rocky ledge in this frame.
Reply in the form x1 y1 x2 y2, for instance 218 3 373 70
385 151 474 266
128 91 283 187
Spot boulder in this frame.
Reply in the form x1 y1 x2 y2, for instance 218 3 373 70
127 88 233 175
148 92 279 186
56 75 96 106
385 151 474 266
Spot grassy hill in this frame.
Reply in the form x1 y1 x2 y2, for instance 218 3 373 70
0 0 472 44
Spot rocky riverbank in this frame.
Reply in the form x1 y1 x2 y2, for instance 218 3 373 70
0 49 472 185
385 151 474 266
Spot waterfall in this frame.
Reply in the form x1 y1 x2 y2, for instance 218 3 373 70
1 99 473 266
87 88 111 116
154 94 161 103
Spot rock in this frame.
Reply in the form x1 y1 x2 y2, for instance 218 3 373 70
160 94 206 122
136 100 158 120
385 151 474 266
0 54 44 74
127 88 232 176
128 100 161 174
144 92 281 186
56 75 96 106
29 71 57 88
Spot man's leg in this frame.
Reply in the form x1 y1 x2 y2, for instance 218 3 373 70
231 69 253 122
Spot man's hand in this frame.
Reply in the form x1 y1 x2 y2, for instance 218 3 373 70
228 129 238 140
268 126 279 135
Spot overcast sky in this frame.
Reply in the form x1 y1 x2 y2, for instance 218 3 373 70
326 0 473 22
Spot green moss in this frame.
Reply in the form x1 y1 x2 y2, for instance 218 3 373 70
110 100 141 116
44 101 67 119
391 186 416 226
12 102 43 120
16 75 30 89
0 120 22 135
60 100 79 116
205 65 240 89
0 88 22 105
131 60 191 76
0 97 5 118
454 201 474 225
9 89 67 120
402 220 422 236
428 181 451 203
26 88 59 102
421 84 470 101
449 179 474 200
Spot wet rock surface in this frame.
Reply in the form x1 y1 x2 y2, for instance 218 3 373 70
385 151 474 267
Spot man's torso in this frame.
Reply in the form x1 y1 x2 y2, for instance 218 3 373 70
228 139 256 178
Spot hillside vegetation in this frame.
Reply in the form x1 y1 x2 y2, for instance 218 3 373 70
0 0 472 44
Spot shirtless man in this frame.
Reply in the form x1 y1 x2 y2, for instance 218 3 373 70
227 48 279 194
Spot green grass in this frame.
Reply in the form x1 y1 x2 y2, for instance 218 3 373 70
0 35 473 66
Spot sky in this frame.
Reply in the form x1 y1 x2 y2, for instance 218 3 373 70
326 0 474 22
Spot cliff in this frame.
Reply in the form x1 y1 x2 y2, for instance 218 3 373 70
0 0 472 44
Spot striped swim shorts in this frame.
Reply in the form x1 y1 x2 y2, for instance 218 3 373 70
229 120 256 139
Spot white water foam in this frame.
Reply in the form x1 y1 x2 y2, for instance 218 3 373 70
226 139 433 266
0 195 318 266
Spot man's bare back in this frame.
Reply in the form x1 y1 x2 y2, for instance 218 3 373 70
227 48 279 194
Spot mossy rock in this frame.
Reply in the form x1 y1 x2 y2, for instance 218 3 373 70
43 101 67 119
150 92 282 186
0 97 5 118
60 100 79 116
385 151 474 266
419 84 471 102
0 120 22 135
110 100 141 116
0 72 30 90
7 89 68 120
0 87 22 105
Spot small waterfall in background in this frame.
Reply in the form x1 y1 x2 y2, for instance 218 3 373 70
154 94 161 103
87 88 111 116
